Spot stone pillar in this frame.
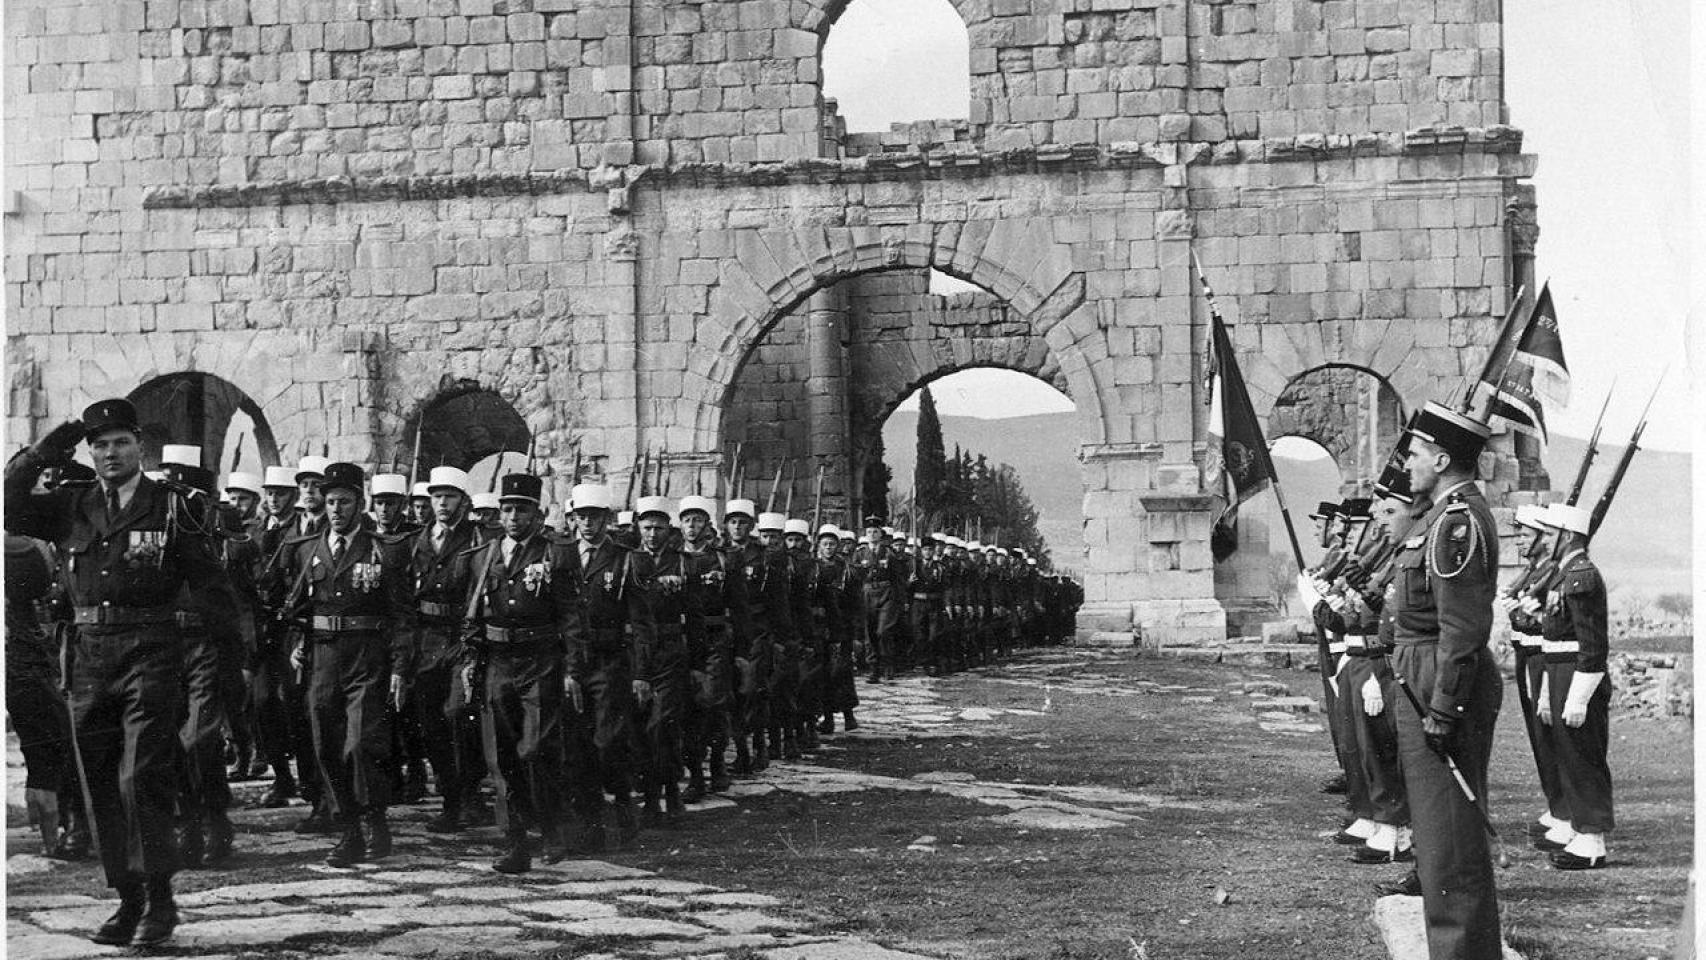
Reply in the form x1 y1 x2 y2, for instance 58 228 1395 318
806 285 853 524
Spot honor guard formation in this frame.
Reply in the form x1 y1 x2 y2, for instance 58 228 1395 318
3 397 1083 948
1298 397 1632 960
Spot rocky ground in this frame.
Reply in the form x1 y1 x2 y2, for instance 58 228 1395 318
6 647 1691 960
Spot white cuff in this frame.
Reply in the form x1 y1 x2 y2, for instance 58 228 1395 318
1565 671 1605 712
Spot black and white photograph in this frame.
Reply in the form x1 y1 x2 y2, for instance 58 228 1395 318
2 0 1698 957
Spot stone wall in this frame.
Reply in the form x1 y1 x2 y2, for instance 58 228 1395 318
5 0 1537 642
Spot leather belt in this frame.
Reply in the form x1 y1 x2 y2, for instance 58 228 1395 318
1344 636 1366 649
487 624 557 645
1541 640 1580 655
311 615 386 633
1328 641 1347 654
418 600 456 619
74 604 177 626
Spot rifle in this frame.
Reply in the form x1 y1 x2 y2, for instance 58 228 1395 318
231 433 246 473
636 447 652 499
783 460 796 518
726 442 743 502
526 433 537 475
572 447 583 485
1589 370 1665 538
408 420 424 488
765 461 784 514
623 450 643 506
812 462 825 534
1564 384 1614 506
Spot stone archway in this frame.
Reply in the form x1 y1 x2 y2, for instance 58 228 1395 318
127 372 281 473
1264 364 1406 490
402 379 531 476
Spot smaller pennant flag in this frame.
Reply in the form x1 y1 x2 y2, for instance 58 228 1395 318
1477 283 1570 441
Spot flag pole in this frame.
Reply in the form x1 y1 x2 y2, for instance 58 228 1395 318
1461 282 1530 416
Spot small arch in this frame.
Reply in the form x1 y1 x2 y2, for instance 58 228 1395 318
401 379 530 476
820 0 970 134
1266 363 1406 490
127 372 281 474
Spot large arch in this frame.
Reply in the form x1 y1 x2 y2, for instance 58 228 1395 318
127 372 281 473
401 378 531 476
686 221 1105 453
1265 363 1407 489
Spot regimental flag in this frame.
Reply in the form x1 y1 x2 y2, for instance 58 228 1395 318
1477 283 1571 441
1203 310 1279 527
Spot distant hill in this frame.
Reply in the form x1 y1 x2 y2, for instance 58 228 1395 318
884 412 1692 594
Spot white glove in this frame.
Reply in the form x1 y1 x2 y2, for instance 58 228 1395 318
1536 674 1552 725
1296 574 1323 610
1361 675 1384 717
1518 595 1542 616
1563 671 1603 728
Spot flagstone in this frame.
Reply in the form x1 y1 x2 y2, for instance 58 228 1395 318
990 808 1128 831
324 893 434 908
692 909 811 934
6 894 99 910
6 854 63 877
548 878 717 897
511 898 621 920
527 859 653 880
554 916 710 939
28 904 117 933
367 869 480 886
4 932 124 960
617 894 688 909
368 924 532 956
645 933 827 956
192 877 390 903
189 900 318 918
433 885 538 902
759 937 945 959
350 904 521 927
689 891 784 908
174 912 389 947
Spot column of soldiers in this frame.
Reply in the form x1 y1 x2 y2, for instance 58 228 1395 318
1299 398 1622 960
5 402 1083 947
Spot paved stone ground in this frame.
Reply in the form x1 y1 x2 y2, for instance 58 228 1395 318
3 647 1402 960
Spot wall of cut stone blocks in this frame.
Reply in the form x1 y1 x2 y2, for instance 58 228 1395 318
4 0 1534 641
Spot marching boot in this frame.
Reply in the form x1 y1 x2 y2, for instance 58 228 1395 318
259 772 297 809
767 726 783 760
204 811 236 865
365 810 393 860
641 791 665 829
842 710 859 732
683 767 707 804
325 824 367 868
664 781 685 824
426 800 464 834
229 744 255 782
732 738 753 777
294 798 337 834
401 760 429 805
540 824 571 865
709 749 732 793
572 803 609 854
800 722 819 751
492 830 532 874
53 803 92 861
178 817 206 869
782 727 801 761
1374 869 1422 897
818 712 835 735
132 874 179 947
90 879 146 945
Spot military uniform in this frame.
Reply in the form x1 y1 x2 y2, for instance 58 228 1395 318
4 401 232 945
909 544 947 675
1388 403 1503 960
810 528 859 732
727 526 789 771
462 476 583 870
852 526 904 681
410 467 490 831
625 501 691 823
5 533 75 856
274 463 415 866
1535 506 1613 868
1505 505 1567 843
679 507 744 797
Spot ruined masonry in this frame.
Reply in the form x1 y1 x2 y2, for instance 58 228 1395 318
3 0 1540 642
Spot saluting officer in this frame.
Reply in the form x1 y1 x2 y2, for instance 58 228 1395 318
1388 401 1503 960
411 466 491 833
4 399 230 946
275 462 415 868
1531 503 1614 869
460 473 583 872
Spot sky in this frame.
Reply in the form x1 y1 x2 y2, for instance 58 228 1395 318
827 0 1698 450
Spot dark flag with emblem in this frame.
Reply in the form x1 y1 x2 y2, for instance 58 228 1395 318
1475 282 1570 441
1204 311 1278 525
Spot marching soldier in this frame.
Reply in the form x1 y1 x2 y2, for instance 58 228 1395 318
627 496 691 825
677 495 743 799
4 400 232 946
563 482 639 850
1503 504 1568 849
408 481 434 529
412 466 491 833
219 469 266 784
471 491 502 534
160 447 244 870
812 525 860 734
371 473 421 537
460 473 582 872
1389 401 1503 959
372 472 428 803
909 535 947 675
1531 503 1613 869
251 464 309 808
757 512 803 760
276 455 338 833
784 518 823 751
722 497 786 773
852 518 904 682
5 526 79 858
274 462 415 868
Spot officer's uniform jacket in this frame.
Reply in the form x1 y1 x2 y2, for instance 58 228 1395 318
1388 481 1500 721
1539 550 1608 672
276 525 415 677
563 535 631 677
625 544 689 678
461 530 583 658
725 538 792 650
4 468 229 632
681 539 747 637
412 517 488 648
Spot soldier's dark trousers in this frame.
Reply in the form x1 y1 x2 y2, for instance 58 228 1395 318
909 599 942 672
1515 646 1566 819
1392 641 1503 960
250 644 295 787
307 631 392 821
415 626 482 809
735 628 773 754
635 631 687 798
567 642 635 815
862 584 900 677
684 623 733 783
1342 651 1406 826
824 621 859 714
1544 660 1614 834
180 631 238 819
767 634 799 743
797 620 828 727
482 646 566 833
7 664 70 793
70 626 184 885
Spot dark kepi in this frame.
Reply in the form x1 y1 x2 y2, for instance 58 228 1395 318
498 473 542 504
81 398 140 441
321 462 367 496
1404 400 1492 463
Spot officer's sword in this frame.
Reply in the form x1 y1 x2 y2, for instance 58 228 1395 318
1391 673 1503 847
57 625 105 864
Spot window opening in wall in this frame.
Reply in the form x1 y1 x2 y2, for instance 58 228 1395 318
821 0 970 133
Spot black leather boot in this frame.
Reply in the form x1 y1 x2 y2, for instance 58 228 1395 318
365 811 393 860
492 832 531 874
205 812 236 865
426 801 463 834
614 799 639 850
178 818 205 869
90 880 146 945
132 874 178 946
325 826 366 868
